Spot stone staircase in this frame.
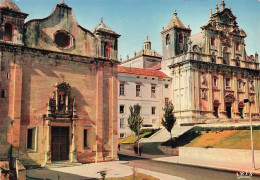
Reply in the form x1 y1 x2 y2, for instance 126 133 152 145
140 125 194 143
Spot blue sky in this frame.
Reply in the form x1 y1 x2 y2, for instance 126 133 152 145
15 0 260 60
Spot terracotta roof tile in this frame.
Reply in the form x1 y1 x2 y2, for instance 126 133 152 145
118 66 169 79
149 64 161 70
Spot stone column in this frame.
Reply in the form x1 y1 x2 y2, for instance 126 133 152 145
70 120 77 162
45 120 51 164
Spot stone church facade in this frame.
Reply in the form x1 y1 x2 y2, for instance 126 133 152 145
161 0 260 124
0 0 120 168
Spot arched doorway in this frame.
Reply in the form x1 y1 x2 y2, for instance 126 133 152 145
213 100 220 118
4 23 13 41
225 94 235 119
238 102 244 119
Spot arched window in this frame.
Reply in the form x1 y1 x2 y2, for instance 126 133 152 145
166 34 170 45
104 42 110 58
211 37 215 46
235 42 240 51
223 47 229 65
179 33 183 43
4 23 13 41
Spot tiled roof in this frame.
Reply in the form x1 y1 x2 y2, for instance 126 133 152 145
118 66 169 79
165 11 187 30
0 0 21 12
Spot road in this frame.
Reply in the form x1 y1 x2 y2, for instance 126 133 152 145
119 154 260 180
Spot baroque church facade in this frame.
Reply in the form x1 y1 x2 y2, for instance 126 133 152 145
0 0 120 168
161 0 260 124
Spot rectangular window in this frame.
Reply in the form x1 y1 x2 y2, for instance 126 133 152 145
120 105 125 114
119 83 125 96
1 89 6 98
226 78 231 89
120 133 125 138
136 84 141 97
27 128 36 150
238 80 242 89
152 107 156 115
164 84 169 88
84 129 88 148
211 37 215 46
120 118 125 129
151 86 156 98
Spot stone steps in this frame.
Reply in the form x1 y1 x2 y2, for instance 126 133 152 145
140 125 194 143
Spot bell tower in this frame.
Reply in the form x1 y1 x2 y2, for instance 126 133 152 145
161 10 191 70
0 0 28 44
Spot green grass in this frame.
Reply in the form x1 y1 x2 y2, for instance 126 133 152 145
184 130 260 150
119 132 152 144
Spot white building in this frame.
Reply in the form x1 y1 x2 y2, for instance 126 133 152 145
117 66 171 138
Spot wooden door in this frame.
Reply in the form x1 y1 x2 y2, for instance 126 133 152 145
51 127 69 161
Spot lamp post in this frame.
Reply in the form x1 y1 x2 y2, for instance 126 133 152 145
244 99 255 170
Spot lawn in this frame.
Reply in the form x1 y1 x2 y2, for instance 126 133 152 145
184 130 260 150
119 132 152 144
103 173 159 180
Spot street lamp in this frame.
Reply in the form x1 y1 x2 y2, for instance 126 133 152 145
244 99 255 170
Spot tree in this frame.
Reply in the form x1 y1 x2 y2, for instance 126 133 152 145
162 102 176 146
128 104 143 141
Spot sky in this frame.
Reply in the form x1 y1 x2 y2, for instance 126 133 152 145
14 0 260 60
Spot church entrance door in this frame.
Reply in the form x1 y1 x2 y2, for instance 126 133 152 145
226 103 232 118
51 127 70 161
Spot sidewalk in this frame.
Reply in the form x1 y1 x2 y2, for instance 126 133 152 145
119 148 260 176
26 161 184 180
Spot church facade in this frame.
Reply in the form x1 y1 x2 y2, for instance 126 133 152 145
161 0 260 124
0 0 120 168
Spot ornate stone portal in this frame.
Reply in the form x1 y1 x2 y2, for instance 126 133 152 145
44 79 78 164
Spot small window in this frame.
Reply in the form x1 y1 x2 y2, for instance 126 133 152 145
1 90 6 98
6 73 10 79
152 78 155 80
152 107 156 115
120 133 125 138
84 129 88 148
165 84 169 88
136 84 141 97
211 37 215 46
4 23 13 41
166 34 170 45
144 77 147 79
120 118 125 129
119 83 125 96
225 78 231 89
137 76 140 78
151 86 156 98
27 128 36 150
120 105 125 114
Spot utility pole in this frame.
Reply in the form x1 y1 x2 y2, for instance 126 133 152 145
244 99 255 170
